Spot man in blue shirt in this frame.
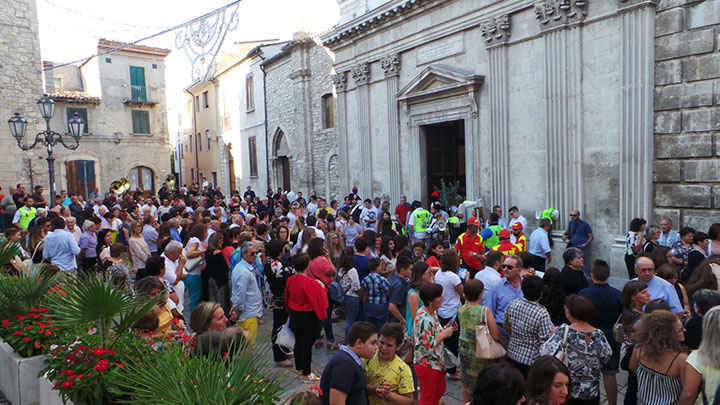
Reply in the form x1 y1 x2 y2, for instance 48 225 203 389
485 255 524 342
528 218 552 272
632 254 683 314
42 217 81 272
388 256 412 324
658 218 681 248
230 241 264 343
579 260 623 405
562 210 593 275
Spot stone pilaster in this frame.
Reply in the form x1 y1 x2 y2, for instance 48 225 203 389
351 62 372 196
332 71 349 194
538 6 585 230
482 15 511 212
381 53 402 204
618 0 656 232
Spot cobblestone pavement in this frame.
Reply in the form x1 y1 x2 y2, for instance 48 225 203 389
254 309 629 405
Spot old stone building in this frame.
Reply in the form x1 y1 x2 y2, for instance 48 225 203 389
263 35 340 199
43 40 172 196
320 0 719 280
652 0 720 233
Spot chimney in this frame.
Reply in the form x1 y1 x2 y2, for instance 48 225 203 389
43 61 55 94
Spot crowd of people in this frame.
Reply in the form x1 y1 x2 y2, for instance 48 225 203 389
1 181 720 405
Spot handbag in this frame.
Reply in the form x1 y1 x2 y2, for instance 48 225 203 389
275 319 295 355
554 325 570 366
612 313 625 343
443 346 459 369
182 248 202 271
396 332 414 364
475 307 506 359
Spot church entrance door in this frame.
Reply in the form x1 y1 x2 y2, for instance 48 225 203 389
423 120 466 200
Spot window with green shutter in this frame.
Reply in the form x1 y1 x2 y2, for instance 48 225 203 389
129 66 147 101
131 110 150 134
66 107 88 134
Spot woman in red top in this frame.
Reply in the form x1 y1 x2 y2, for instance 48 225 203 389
307 238 338 350
285 253 328 380
426 240 444 269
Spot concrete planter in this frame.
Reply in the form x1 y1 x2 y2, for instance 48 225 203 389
39 374 76 405
0 337 44 405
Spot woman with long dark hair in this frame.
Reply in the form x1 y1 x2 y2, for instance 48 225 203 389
264 239 295 368
526 355 571 405
204 232 231 315
625 218 647 278
336 246 362 341
307 238 337 350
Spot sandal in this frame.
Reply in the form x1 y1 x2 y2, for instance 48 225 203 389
275 360 293 368
302 372 321 381
326 342 340 350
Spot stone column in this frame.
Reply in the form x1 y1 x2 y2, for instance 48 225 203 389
618 0 656 233
381 53 402 205
535 0 587 230
352 62 372 197
481 16 511 212
332 71 349 194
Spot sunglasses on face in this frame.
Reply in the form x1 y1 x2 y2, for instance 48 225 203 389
502 264 515 270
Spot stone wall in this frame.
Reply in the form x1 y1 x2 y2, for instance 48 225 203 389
653 0 720 232
0 0 48 192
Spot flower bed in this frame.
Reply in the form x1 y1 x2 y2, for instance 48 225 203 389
0 337 45 405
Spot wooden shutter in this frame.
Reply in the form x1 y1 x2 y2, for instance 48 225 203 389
129 66 147 101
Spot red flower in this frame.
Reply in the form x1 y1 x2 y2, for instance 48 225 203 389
38 307 49 312
60 369 74 376
25 325 33 330
95 359 109 371
116 362 125 368
12 331 22 336
29 308 37 312
23 337 30 342
44 329 53 336
15 315 25 321
34 341 42 349
1 319 9 327
62 381 74 388
93 347 105 356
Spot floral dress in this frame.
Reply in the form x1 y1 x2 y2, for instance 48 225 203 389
458 305 499 391
539 325 612 400
412 306 444 371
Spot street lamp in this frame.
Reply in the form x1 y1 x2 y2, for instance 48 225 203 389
8 97 85 207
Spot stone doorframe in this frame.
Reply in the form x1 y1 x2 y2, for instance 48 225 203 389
397 65 484 206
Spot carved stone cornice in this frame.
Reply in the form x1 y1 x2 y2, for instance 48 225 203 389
351 62 371 86
332 71 348 92
617 0 657 11
380 53 401 77
534 0 588 29
481 15 511 46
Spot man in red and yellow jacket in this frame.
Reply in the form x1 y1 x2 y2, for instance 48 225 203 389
511 222 527 252
492 229 521 256
455 216 484 279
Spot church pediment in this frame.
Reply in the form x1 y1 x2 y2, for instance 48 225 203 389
397 64 484 102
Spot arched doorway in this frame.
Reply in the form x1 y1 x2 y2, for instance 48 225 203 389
129 166 154 195
273 129 291 191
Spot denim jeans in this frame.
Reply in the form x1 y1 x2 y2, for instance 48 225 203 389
343 296 361 343
365 301 388 333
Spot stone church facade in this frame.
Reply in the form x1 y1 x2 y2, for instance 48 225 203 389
321 0 720 279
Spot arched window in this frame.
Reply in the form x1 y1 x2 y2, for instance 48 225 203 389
321 93 335 129
129 166 154 191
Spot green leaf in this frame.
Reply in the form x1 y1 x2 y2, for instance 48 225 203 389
0 264 66 319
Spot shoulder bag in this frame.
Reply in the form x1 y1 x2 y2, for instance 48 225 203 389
555 325 570 366
475 306 506 359
275 319 295 355
612 313 625 343
182 247 203 271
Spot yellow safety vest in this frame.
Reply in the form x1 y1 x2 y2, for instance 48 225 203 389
413 209 431 233
18 206 37 230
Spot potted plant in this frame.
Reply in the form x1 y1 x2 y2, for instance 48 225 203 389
0 263 66 405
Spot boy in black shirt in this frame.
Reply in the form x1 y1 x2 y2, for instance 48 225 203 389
320 322 378 405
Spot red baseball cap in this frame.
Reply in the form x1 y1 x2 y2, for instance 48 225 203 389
468 217 481 226
499 229 511 239
511 222 523 230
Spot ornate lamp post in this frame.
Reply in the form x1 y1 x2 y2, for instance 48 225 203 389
8 97 85 207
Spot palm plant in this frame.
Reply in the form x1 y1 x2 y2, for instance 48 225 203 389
0 240 20 267
0 264 66 319
112 341 286 404
46 274 158 348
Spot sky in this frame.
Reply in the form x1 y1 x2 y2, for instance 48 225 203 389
36 0 340 107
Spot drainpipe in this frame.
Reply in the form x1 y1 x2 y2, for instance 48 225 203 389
260 59 271 192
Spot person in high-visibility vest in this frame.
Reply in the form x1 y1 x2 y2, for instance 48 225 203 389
511 222 527 252
454 216 484 279
12 196 37 230
407 201 431 243
492 229 521 256
481 212 504 251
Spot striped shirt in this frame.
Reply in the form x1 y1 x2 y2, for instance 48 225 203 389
636 352 683 405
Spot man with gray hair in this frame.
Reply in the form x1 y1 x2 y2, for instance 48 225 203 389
168 218 182 242
162 241 187 313
65 216 82 243
230 241 263 343
560 247 590 295
528 218 553 272
658 218 681 248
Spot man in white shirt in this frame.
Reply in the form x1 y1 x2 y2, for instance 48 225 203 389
474 251 504 305
360 199 378 231
65 216 82 243
162 241 187 313
157 198 173 221
508 206 528 243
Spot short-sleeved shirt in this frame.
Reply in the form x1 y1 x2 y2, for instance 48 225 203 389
578 283 622 331
338 267 361 298
388 276 409 322
412 306 444 371
528 227 551 258
355 254 371 281
308 256 334 289
505 298 554 366
568 219 592 247
686 351 720 405
363 352 414 405
344 223 364 246
320 348 368 405
474 267 502 305
362 273 390 304
435 270 462 319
